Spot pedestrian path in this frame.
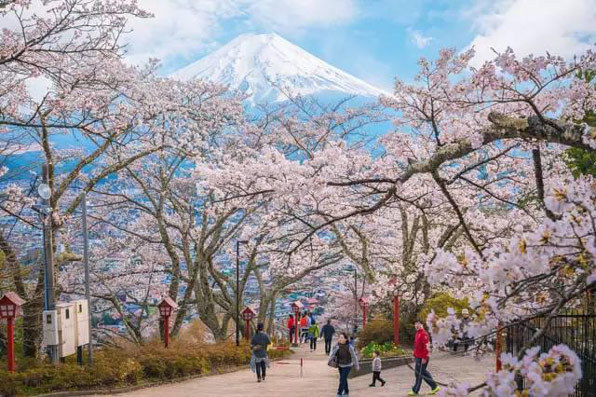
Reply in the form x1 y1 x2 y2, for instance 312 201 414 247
100 344 493 396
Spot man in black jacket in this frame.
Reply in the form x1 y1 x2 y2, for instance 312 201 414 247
321 319 336 354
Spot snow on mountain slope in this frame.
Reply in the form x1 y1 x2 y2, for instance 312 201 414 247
170 33 386 104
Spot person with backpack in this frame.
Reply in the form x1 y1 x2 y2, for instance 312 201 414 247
250 323 271 383
308 321 320 352
321 319 336 354
328 332 360 397
300 312 309 343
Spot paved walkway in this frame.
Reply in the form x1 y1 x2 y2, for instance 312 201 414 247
101 344 493 396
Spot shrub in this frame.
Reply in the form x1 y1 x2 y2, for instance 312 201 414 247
357 317 394 349
1 338 289 395
360 341 405 359
418 292 470 322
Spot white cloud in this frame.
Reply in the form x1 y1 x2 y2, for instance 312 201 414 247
466 0 596 63
124 0 357 66
246 0 357 35
125 0 242 66
408 29 433 49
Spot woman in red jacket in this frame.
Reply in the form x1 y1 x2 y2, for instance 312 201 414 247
409 321 440 395
287 315 295 342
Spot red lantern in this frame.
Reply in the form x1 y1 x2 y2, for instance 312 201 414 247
241 307 255 340
158 296 177 348
0 292 26 372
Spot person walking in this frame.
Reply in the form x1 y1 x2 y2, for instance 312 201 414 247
250 323 271 383
329 332 359 397
300 312 309 343
408 321 440 395
308 321 320 352
369 350 386 387
321 319 336 354
287 314 295 343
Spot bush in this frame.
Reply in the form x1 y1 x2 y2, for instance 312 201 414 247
360 341 405 359
418 292 470 323
356 317 394 349
0 339 290 396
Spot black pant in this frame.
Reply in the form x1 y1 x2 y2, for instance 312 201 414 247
338 366 351 395
412 357 437 393
310 337 317 350
289 326 295 342
256 360 266 380
325 338 332 354
371 371 385 385
453 336 472 352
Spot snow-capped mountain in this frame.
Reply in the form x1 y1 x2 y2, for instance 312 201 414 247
171 33 385 104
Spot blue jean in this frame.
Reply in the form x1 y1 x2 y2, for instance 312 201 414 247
338 365 351 395
412 357 437 393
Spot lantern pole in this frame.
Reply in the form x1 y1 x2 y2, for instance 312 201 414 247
7 316 15 372
164 314 170 348
393 294 400 346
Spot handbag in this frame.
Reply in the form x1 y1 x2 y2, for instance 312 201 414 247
328 356 338 368
328 349 339 368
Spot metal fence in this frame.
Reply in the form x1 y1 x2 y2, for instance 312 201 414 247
505 312 596 396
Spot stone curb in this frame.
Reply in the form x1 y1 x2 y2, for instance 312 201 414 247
349 355 413 378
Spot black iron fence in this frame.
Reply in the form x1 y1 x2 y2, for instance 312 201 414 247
505 312 596 396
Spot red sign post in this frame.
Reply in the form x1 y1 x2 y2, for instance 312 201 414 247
359 297 369 328
158 296 177 348
241 307 255 340
0 292 26 372
290 301 303 345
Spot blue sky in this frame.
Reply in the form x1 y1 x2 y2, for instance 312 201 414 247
72 1 596 91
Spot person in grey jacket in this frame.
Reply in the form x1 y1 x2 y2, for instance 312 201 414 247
369 350 386 387
250 323 271 382
328 332 360 396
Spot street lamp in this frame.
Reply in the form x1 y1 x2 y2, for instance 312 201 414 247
235 240 248 347
241 307 255 340
35 164 58 364
359 297 369 328
158 296 177 348
0 292 26 372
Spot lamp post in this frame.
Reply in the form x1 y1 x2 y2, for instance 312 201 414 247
81 193 93 364
36 164 58 364
359 297 369 328
158 297 177 348
235 240 248 347
0 292 26 372
241 307 255 340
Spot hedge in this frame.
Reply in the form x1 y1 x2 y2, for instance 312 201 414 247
0 340 289 396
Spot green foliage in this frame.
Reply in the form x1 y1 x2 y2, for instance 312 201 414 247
356 317 394 349
564 70 596 178
564 147 596 178
360 341 405 359
0 340 289 396
418 292 470 322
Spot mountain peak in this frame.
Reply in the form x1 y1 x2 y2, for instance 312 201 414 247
171 33 385 104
